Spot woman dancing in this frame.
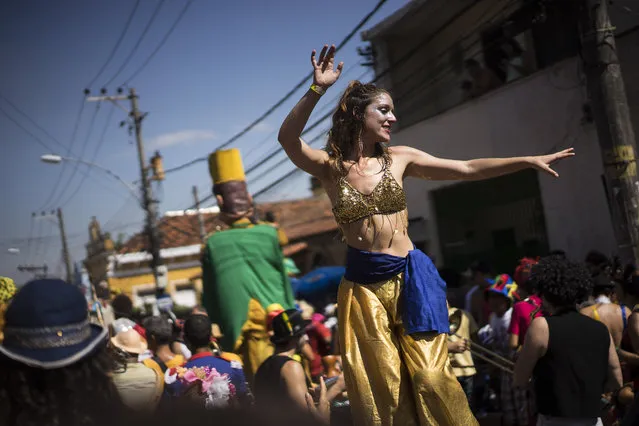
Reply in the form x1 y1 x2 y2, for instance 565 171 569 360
277 44 574 426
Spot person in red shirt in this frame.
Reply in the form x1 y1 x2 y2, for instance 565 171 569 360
306 313 333 381
509 257 543 351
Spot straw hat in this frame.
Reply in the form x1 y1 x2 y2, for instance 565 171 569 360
111 328 148 355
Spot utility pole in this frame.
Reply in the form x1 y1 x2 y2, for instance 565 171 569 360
57 208 73 284
86 88 167 298
192 186 207 241
581 0 639 265
129 88 166 297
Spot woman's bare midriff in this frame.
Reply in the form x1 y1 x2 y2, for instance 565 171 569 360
338 210 413 257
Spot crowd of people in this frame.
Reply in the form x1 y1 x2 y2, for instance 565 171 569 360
1 43 631 426
0 274 351 425
2 249 639 426
443 251 639 426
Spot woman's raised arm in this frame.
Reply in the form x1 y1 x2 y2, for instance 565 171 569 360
278 45 343 177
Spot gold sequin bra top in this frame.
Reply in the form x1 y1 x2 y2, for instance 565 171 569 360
332 160 407 225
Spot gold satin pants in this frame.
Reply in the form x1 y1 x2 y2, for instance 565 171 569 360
338 275 478 426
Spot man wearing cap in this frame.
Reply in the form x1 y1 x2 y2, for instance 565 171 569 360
254 309 345 421
201 148 295 381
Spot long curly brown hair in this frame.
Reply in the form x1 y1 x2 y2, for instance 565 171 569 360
326 81 392 178
0 346 125 426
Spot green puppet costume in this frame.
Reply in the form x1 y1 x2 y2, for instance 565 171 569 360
201 149 295 382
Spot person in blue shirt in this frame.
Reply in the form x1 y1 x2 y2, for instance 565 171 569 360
181 314 251 407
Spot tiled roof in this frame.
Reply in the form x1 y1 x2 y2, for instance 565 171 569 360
118 195 337 254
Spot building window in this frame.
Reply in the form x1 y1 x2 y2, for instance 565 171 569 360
464 1 579 101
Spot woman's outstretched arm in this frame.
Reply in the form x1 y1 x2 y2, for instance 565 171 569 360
394 145 575 181
278 45 343 177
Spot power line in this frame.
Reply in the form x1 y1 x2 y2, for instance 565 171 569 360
252 129 330 200
122 0 194 86
162 0 390 176
103 0 166 88
86 0 141 89
47 104 102 209
0 105 56 152
37 98 87 212
58 104 116 207
0 93 71 153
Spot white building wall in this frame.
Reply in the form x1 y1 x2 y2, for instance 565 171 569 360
392 57 617 264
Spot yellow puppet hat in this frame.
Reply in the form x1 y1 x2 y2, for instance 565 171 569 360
208 148 246 185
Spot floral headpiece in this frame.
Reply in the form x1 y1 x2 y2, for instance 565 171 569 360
165 365 236 409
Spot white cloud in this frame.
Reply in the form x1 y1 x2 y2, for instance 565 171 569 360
252 122 273 133
232 121 274 134
149 130 216 148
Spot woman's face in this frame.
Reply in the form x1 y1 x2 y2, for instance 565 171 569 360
361 93 396 144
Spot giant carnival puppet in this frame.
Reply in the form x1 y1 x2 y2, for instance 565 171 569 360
201 148 295 384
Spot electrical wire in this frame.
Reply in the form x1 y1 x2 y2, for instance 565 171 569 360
103 0 166 88
0 105 55 152
58 104 116 207
122 0 194 86
0 93 71 153
48 104 101 209
37 98 87 212
86 0 141 89
161 0 390 175
103 196 141 230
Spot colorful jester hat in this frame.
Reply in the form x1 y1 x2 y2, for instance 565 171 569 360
485 274 521 304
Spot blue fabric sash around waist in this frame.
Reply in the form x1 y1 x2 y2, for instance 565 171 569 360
344 246 449 335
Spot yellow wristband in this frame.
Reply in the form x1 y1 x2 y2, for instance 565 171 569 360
310 84 326 96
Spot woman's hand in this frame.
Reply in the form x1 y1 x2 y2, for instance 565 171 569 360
448 339 469 354
529 148 575 177
312 44 344 89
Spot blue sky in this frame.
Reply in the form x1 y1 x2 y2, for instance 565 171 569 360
0 0 407 283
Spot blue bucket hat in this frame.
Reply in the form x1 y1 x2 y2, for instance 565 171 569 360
0 279 107 369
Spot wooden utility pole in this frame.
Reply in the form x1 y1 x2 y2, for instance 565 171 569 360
57 208 73 283
86 88 167 301
581 0 639 265
129 88 166 296
192 186 207 242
